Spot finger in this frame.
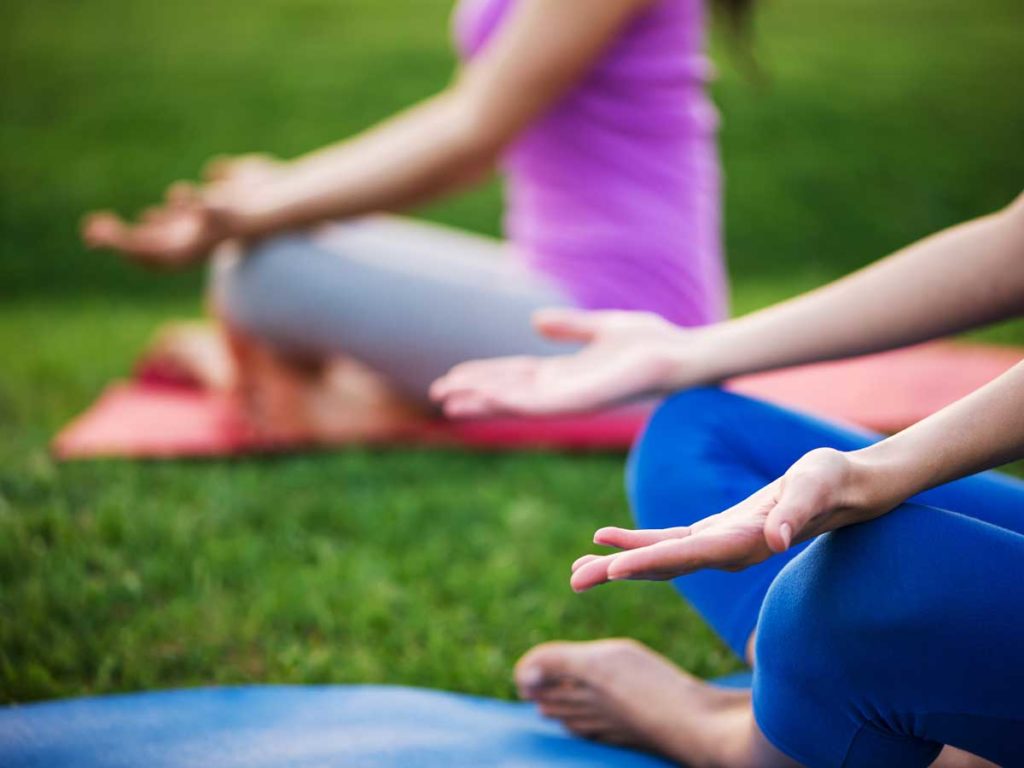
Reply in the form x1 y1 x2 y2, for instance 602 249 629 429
427 373 451 402
202 155 234 182
441 387 519 418
592 526 690 550
763 476 827 553
765 489 811 548
429 370 490 403
441 392 505 419
428 373 463 403
532 308 602 343
570 554 603 573
166 181 200 208
141 206 173 224
430 360 536 405
569 553 621 592
81 211 130 249
604 534 742 581
93 217 198 269
430 357 532 399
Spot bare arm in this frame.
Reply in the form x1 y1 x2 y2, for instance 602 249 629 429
687 192 1024 382
214 0 654 235
83 0 653 265
569 358 1024 591
849 358 1024 510
431 193 1024 417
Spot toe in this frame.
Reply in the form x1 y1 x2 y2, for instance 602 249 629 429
562 715 614 740
536 698 590 720
515 641 591 698
536 679 593 707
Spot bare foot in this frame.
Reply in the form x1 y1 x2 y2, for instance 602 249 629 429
931 746 1000 768
230 334 428 445
515 639 790 768
137 320 235 390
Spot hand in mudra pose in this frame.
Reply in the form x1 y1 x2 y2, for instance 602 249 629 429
82 154 281 269
431 307 898 587
569 446 888 592
430 308 693 417
434 192 1024 597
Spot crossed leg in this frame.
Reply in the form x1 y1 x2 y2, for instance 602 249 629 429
138 215 575 440
519 389 1024 766
517 638 792 767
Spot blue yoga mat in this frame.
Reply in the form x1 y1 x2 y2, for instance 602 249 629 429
0 674 752 767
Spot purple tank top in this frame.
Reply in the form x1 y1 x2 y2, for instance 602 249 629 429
452 0 726 326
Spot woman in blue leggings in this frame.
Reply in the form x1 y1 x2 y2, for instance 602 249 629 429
432 192 1024 767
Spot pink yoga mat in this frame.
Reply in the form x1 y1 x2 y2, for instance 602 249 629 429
53 341 1021 460
52 385 652 458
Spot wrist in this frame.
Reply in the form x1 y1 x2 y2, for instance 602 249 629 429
203 168 299 242
206 193 286 243
659 324 727 391
842 441 922 517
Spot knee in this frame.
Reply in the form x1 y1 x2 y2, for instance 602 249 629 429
626 387 746 527
759 510 931 699
753 505 946 765
754 539 849 692
751 529 876 762
215 234 315 337
757 508 925 674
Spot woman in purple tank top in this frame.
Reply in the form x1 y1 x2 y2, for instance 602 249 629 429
82 0 731 438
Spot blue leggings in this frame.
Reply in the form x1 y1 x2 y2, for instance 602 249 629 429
627 388 1024 767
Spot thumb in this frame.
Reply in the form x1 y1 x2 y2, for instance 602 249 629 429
532 308 602 343
763 475 830 554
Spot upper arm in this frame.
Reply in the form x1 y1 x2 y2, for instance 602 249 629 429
449 0 656 154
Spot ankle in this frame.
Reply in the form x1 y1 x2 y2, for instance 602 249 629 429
709 706 761 768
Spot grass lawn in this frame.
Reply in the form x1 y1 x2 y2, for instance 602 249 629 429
1 0 1022 704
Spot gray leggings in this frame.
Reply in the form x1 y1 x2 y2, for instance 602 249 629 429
214 216 575 402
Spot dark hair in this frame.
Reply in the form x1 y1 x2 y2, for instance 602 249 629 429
712 0 762 80
713 0 756 38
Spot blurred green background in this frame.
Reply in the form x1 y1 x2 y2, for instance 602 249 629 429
1 0 1022 703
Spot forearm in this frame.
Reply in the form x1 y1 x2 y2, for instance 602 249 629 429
210 0 654 240
846 359 1024 513
688 195 1024 383
220 90 496 237
235 91 493 231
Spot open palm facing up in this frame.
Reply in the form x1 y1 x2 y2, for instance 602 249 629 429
570 448 880 591
430 309 693 417
82 154 281 269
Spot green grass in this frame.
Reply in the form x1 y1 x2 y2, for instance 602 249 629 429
1 0 1023 704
